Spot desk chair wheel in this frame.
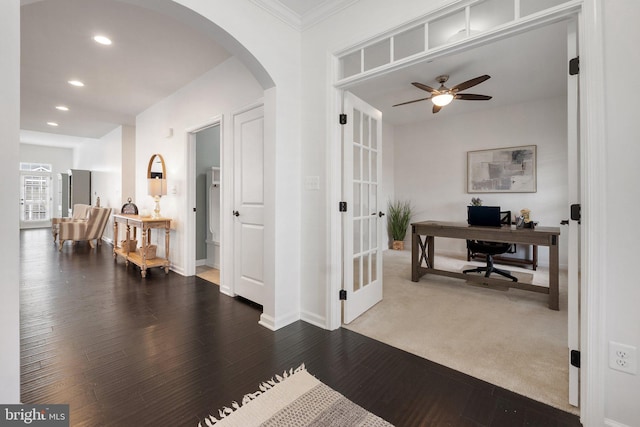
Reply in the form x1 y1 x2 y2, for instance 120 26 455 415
463 253 518 282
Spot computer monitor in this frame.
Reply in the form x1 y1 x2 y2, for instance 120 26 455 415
467 206 501 227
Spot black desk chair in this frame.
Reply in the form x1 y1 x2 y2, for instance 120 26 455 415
463 209 518 282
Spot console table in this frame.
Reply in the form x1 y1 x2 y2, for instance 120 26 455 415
411 221 560 310
113 214 171 278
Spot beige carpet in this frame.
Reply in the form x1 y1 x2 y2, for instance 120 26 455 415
197 267 219 285
343 249 577 415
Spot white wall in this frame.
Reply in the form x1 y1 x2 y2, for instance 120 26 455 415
393 96 568 266
121 125 136 207
0 0 20 404
134 56 263 276
381 121 395 249
20 143 73 174
75 126 122 208
602 1 640 425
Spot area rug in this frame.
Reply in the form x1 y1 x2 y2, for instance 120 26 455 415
198 365 393 427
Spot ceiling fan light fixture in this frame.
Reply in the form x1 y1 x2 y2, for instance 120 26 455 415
431 93 454 107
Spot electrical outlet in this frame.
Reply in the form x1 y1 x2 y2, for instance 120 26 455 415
609 342 637 374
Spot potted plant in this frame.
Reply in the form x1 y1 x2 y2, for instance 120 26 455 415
387 200 413 250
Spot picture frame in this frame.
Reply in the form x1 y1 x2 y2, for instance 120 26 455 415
467 145 536 193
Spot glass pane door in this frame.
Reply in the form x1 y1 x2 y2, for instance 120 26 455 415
20 173 51 222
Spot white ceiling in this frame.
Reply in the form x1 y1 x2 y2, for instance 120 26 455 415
20 0 568 140
21 0 231 139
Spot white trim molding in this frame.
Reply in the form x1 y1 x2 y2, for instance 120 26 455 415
605 419 632 427
579 0 607 425
250 0 359 31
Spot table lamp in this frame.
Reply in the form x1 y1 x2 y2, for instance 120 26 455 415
148 177 167 218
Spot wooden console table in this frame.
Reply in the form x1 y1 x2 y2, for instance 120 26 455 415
113 214 171 278
412 221 560 310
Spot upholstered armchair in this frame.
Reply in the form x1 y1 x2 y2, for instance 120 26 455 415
58 207 112 251
51 204 92 242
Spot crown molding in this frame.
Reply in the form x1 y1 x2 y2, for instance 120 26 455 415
250 0 302 31
250 0 360 32
300 0 360 31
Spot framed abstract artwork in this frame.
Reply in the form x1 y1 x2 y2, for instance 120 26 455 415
467 145 537 193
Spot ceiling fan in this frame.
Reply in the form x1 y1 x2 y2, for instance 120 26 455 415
393 74 492 113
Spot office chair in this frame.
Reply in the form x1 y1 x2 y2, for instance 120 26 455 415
463 209 518 282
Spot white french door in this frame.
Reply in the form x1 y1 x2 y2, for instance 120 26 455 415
20 172 51 228
233 104 265 306
566 20 581 408
342 92 383 324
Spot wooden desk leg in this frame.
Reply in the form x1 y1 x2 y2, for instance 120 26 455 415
533 245 538 271
412 227 419 282
549 237 559 310
427 236 435 269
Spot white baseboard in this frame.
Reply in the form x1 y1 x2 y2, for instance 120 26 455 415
300 310 326 329
259 310 300 331
220 285 235 298
258 313 276 330
605 418 632 427
170 265 184 276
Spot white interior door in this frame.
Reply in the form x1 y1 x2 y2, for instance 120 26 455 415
343 92 383 324
233 104 265 306
567 20 581 408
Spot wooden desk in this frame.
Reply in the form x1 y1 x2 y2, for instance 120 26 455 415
113 214 171 278
411 221 560 310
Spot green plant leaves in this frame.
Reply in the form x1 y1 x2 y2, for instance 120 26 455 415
387 200 412 241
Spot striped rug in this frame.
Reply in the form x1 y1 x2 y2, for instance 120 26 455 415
198 365 393 426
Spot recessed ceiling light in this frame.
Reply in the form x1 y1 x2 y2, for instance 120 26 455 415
47 122 59 127
93 35 112 45
55 105 69 111
68 80 84 87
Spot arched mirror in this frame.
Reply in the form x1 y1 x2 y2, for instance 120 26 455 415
147 154 167 217
148 154 166 179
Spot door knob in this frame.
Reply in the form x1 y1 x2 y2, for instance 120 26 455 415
378 211 385 217
233 210 240 217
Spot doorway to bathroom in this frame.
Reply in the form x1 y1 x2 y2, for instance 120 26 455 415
194 123 221 285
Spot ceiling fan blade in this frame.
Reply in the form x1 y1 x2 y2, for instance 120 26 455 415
432 104 442 114
412 82 438 93
392 96 431 107
455 93 492 101
450 75 490 92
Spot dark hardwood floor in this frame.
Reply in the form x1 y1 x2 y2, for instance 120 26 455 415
20 228 581 426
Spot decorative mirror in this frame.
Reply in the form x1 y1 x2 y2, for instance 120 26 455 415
147 154 167 218
148 154 166 179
